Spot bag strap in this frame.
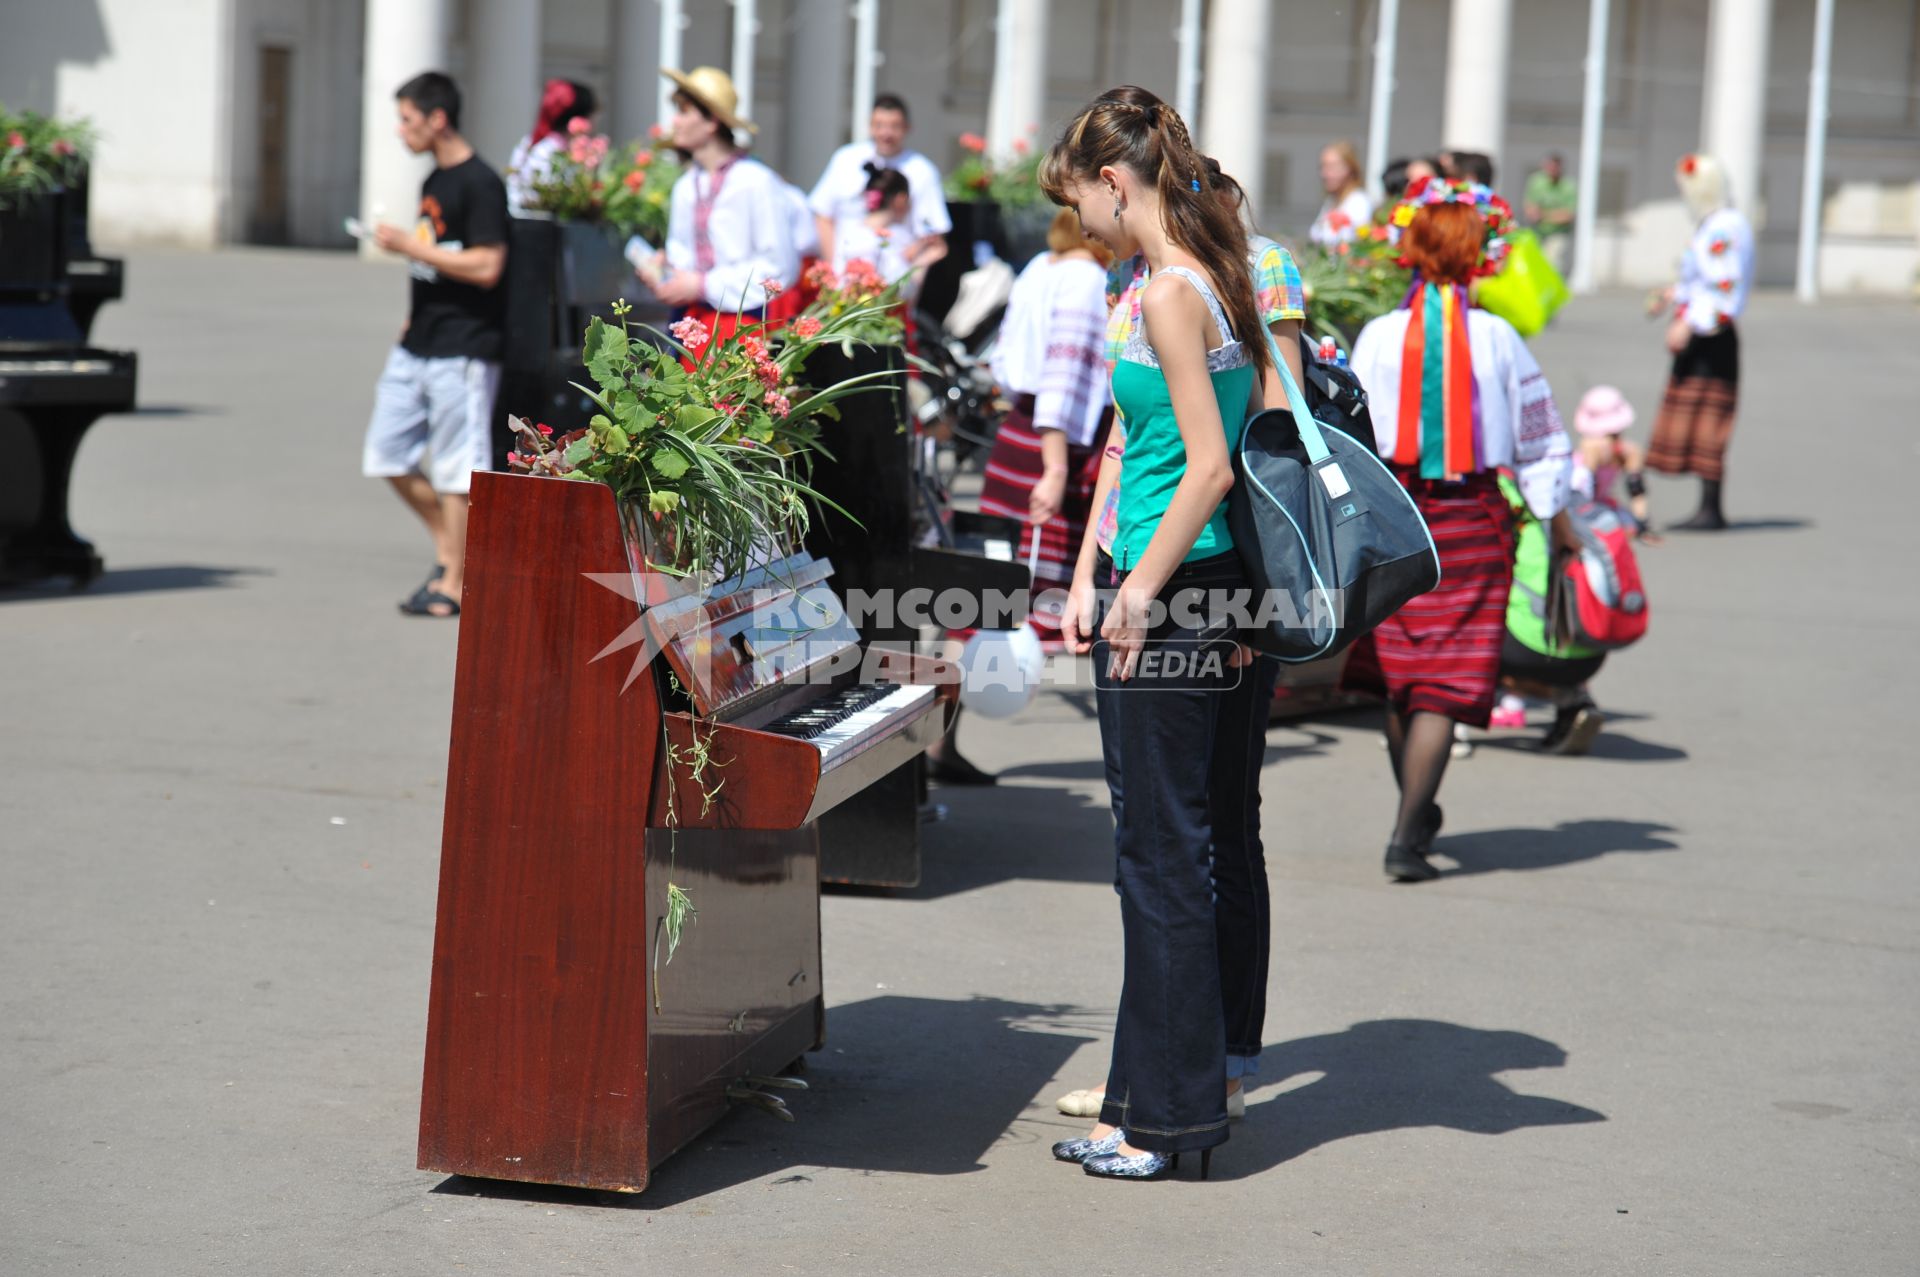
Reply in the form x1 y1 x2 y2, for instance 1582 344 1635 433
1258 324 1333 466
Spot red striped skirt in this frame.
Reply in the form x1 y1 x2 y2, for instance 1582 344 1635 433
1342 471 1515 727
1648 325 1739 481
975 400 1108 643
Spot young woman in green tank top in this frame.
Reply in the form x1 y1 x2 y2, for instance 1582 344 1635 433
1034 86 1277 1184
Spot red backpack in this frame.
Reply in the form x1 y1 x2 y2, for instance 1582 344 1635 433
1549 499 1649 651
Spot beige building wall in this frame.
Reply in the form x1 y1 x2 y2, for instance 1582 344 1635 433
6 0 1915 291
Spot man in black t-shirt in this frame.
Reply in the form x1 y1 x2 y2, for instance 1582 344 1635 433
362 71 507 618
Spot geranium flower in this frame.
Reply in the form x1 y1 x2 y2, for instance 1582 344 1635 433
762 277 785 299
50 139 73 157
959 132 988 153
803 261 837 291
568 117 592 136
1012 137 1030 155
670 316 711 350
792 316 822 339
624 169 644 190
537 422 554 436
5 132 23 149
1326 210 1351 232
634 151 653 168
766 391 792 418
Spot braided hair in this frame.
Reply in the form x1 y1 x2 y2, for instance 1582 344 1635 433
1038 85 1269 378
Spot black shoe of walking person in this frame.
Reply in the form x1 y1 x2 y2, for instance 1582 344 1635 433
1669 479 1727 531
1540 699 1605 756
1384 842 1440 882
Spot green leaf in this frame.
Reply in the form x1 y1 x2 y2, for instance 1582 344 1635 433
563 436 595 468
602 423 630 452
651 448 691 480
674 404 718 434
648 490 681 515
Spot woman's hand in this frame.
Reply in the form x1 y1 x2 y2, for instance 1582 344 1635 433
1060 570 1099 656
1029 467 1067 525
1549 510 1583 556
1099 583 1153 681
1646 285 1674 318
1664 316 1693 354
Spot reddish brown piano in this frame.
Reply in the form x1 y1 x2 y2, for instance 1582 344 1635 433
418 472 955 1193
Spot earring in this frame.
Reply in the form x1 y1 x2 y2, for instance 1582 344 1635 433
1112 200 1123 221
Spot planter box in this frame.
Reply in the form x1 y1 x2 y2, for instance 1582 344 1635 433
0 190 70 301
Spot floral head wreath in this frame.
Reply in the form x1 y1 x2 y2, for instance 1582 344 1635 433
1387 176 1515 279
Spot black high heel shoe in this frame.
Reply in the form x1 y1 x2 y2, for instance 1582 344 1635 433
1082 1147 1214 1181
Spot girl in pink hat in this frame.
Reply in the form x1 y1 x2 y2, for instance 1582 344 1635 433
1572 385 1659 543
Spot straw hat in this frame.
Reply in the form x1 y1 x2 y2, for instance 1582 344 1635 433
661 66 757 135
1575 385 1636 437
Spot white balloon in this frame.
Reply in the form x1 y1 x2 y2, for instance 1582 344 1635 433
957 624 1047 718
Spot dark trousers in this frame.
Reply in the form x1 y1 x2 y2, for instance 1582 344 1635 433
1092 550 1248 1154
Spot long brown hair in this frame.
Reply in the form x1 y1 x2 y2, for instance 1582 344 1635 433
1038 85 1270 379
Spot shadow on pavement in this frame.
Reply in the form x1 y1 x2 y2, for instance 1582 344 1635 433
0 564 267 601
1226 1018 1605 1177
430 994 1099 1209
906 781 1116 898
1434 818 1680 876
1474 729 1688 763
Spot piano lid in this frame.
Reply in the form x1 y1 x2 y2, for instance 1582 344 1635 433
637 547 863 719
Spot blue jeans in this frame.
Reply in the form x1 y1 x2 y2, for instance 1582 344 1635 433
1092 550 1250 1155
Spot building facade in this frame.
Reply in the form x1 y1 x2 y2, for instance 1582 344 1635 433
4 0 1917 292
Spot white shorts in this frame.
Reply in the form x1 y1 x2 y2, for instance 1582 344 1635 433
362 347 501 495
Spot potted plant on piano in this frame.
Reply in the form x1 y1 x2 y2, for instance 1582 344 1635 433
0 104 95 292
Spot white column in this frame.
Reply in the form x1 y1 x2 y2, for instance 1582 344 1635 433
1363 0 1401 205
850 0 879 143
1571 0 1609 293
729 0 759 126
1699 0 1773 218
358 0 451 259
468 0 542 167
1441 0 1513 182
786 0 851 186
1795 0 1835 301
612 0 663 142
988 0 1049 157
1201 0 1271 220
1174 0 1203 130
657 0 686 131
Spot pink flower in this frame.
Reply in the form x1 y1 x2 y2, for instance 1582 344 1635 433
1012 137 1030 155
765 391 792 418
761 277 785 299
5 132 23 149
649 124 668 140
959 132 987 154
568 117 592 136
739 332 768 360
803 261 837 291
715 397 740 417
624 169 644 191
670 316 712 350
50 139 74 157
755 360 781 390
634 151 652 169
792 317 822 339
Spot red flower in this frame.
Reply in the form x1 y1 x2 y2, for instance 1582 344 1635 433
1680 154 1698 177
634 151 653 169
792 316 822 339
568 116 592 136
959 132 988 154
1012 138 1030 155
50 139 74 157
1326 210 1352 232
537 422 553 436
5 132 23 149
624 169 644 191
803 261 838 291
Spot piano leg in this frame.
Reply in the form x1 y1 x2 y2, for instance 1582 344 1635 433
0 406 104 587
819 760 924 889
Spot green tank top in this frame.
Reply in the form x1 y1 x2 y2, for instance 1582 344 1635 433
1109 267 1255 570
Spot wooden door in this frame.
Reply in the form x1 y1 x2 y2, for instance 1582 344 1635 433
252 45 291 244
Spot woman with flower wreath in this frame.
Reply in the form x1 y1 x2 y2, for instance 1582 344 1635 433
506 79 597 212
1344 178 1576 882
1645 153 1754 531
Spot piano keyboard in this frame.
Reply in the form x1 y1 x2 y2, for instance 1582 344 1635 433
762 682 938 769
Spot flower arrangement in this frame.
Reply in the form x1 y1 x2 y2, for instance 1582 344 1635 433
796 259 905 347
943 131 1044 210
524 121 681 246
507 282 904 580
0 103 95 210
1300 228 1412 348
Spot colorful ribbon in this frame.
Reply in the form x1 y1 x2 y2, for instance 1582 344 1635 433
1395 281 1479 480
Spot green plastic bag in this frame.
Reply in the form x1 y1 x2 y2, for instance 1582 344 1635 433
1475 228 1570 337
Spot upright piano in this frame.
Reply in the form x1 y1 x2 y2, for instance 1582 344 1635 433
0 185 136 587
418 472 955 1193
